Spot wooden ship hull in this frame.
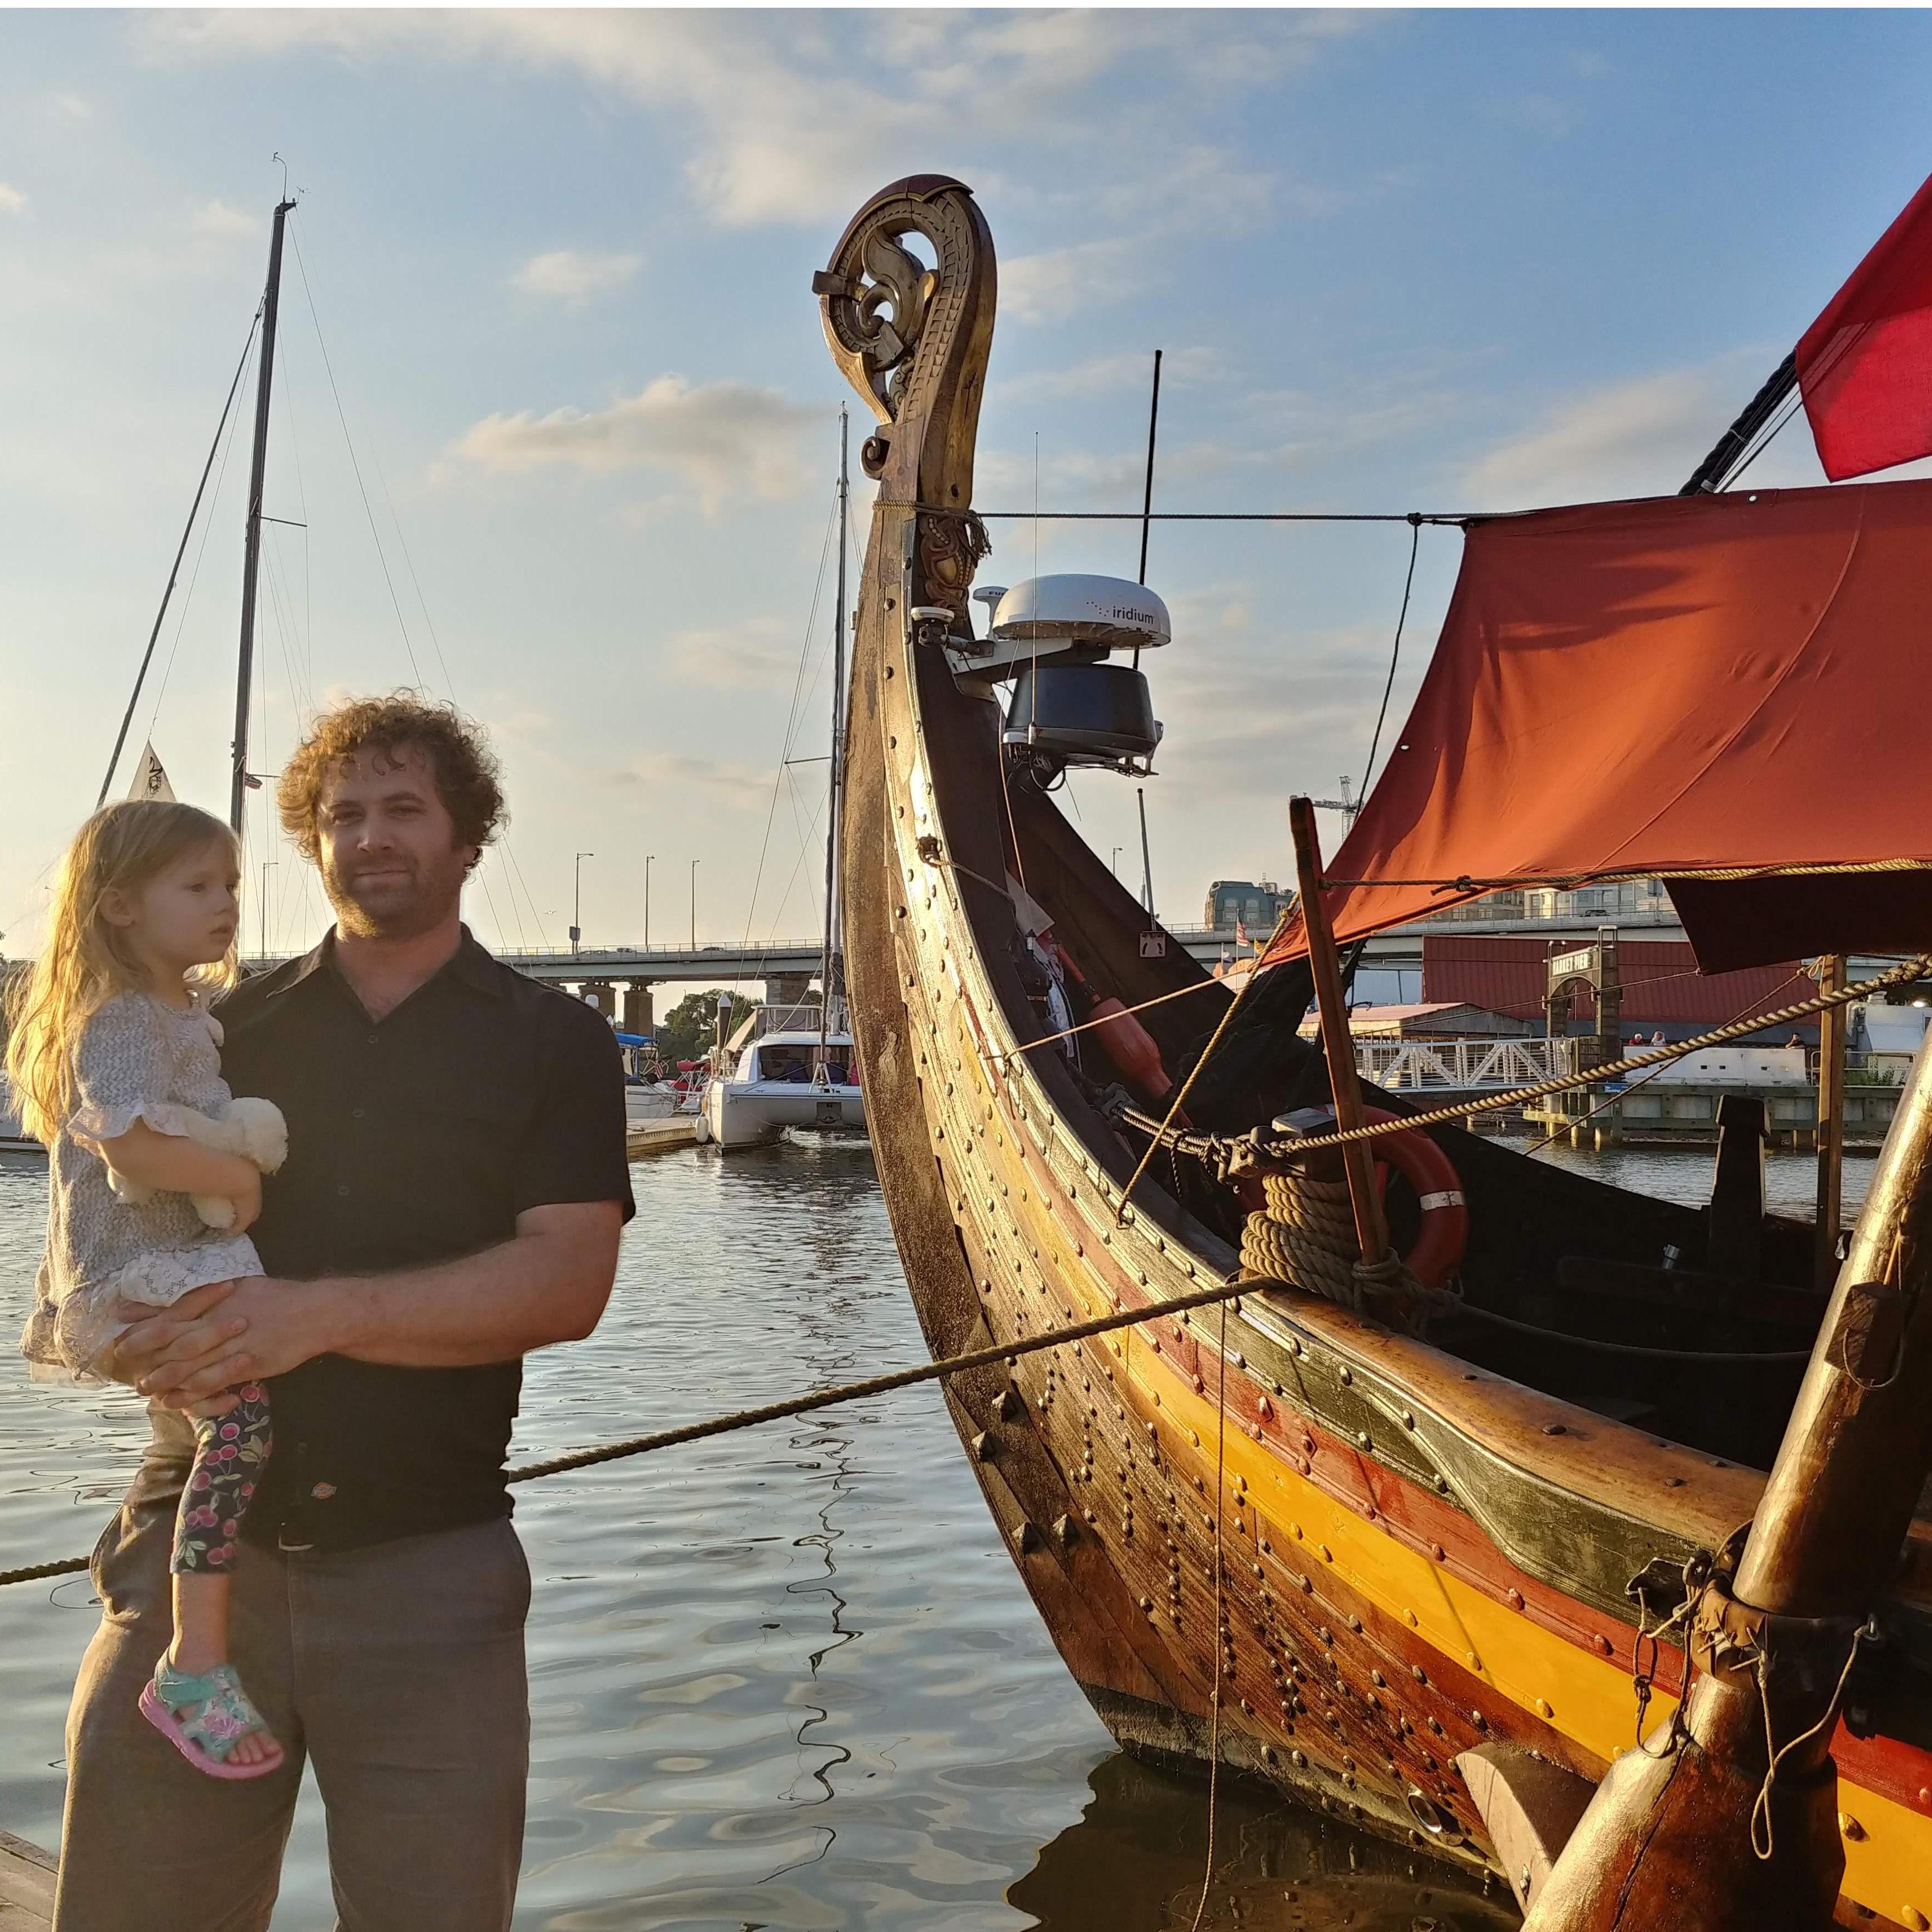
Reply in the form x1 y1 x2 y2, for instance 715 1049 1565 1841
817 177 1932 1925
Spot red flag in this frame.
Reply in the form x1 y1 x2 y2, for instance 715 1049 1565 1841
1797 171 1932 480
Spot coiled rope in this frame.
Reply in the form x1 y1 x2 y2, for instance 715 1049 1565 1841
1239 1170 1364 1310
0 1273 1259 1590
1125 952 1932 1167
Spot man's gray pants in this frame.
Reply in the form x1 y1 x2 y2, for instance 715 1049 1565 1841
54 1408 530 1932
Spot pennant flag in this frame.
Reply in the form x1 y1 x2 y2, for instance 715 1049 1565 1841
126 742 177 803
1797 170 1932 480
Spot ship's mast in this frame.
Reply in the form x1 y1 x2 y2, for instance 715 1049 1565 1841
818 408 849 1073
230 198 296 834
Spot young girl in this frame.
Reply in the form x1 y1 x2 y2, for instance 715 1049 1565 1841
7 800 286 1779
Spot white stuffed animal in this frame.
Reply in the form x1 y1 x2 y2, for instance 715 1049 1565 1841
110 1097 289 1230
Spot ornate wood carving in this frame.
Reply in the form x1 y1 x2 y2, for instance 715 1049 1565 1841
813 174 994 508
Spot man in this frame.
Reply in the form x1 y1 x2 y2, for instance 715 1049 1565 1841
56 695 632 1931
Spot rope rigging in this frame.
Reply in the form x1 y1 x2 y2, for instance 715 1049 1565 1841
0 1273 1260 1590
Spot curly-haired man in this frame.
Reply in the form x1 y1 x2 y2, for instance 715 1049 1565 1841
56 696 632 1932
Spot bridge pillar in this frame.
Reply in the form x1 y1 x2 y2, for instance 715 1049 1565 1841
765 973 812 1009
579 982 615 1019
621 983 654 1034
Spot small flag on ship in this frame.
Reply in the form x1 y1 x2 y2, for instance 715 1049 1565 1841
127 742 177 803
1798 169 1932 480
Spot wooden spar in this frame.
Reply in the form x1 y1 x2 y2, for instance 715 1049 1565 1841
230 196 296 835
1526 1025 1932 1931
1814 955 1846 1290
1288 796 1388 1265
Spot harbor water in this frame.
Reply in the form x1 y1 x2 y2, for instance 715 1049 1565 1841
0 1142 1869 1929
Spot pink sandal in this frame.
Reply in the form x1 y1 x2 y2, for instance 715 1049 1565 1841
139 1659 285 1780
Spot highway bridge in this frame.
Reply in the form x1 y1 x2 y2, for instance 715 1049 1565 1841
243 910 1686 1028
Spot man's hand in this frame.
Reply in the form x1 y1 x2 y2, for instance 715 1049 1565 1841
130 1276 345 1409
123 1200 623 1405
108 1280 247 1411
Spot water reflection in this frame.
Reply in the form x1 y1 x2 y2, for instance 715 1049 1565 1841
4 1135 1846 1928
1014 1752 1517 1931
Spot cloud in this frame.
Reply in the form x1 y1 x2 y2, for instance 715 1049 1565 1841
1460 364 1747 508
1002 239 1145 327
606 751 772 810
1003 346 1222 401
453 375 820 514
977 438 1252 509
664 616 801 691
0 183 26 215
510 248 642 304
136 11 1360 233
1151 596 1431 805
190 198 257 239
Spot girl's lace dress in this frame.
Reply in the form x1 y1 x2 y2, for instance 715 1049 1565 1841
20 991 262 1381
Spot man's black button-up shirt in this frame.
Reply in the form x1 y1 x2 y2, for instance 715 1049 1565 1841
212 928 634 1553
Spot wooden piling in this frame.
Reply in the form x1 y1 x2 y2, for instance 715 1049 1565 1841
1814 955 1846 1290
1289 797 1388 1265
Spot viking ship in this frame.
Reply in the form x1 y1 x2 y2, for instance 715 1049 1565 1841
815 175 1932 1928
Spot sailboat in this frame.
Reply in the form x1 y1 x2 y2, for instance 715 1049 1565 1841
812 172 1932 1929
99 194 297 840
702 415 867 1152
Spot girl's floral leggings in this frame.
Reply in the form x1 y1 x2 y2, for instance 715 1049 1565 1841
170 1383 272 1575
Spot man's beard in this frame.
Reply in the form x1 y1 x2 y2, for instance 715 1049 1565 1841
322 851 466 939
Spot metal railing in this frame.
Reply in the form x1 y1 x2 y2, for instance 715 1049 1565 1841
1355 1036 1576 1091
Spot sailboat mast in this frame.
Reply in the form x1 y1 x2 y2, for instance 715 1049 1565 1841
230 197 296 835
818 409 849 1069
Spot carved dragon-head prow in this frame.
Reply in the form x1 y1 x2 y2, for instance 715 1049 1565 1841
813 175 996 534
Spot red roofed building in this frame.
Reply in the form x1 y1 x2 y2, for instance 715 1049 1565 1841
1420 936 1810 1042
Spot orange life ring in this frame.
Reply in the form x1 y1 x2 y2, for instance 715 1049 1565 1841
1361 1107 1467 1289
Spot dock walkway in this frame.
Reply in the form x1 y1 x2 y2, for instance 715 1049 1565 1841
627 1115 698 1159
0 1831 54 1930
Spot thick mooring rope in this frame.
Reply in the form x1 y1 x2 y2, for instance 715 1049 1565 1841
1127 952 1932 1167
0 1274 1258 1590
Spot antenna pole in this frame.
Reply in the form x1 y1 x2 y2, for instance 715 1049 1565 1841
819 408 849 1073
1133 349 1163 673
230 197 296 835
1136 350 1163 586
1136 785 1154 918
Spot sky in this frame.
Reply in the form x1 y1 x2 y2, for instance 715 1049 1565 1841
2 7 1930 967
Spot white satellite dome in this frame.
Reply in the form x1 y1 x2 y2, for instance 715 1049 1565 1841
988 575 1171 652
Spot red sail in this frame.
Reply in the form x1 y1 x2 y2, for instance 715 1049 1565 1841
1798 172 1932 481
1262 483 1932 976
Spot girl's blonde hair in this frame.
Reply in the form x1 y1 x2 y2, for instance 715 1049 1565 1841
3 801 239 1141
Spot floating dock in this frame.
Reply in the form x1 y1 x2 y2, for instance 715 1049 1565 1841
0 1830 53 1930
626 1115 698 1159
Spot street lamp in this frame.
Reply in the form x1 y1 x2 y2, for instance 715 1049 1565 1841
258 860 277 961
572 851 594 953
644 854 655 951
690 859 700 950
1110 846 1122 878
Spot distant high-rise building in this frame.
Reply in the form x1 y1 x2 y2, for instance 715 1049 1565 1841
1204 879 1292 932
